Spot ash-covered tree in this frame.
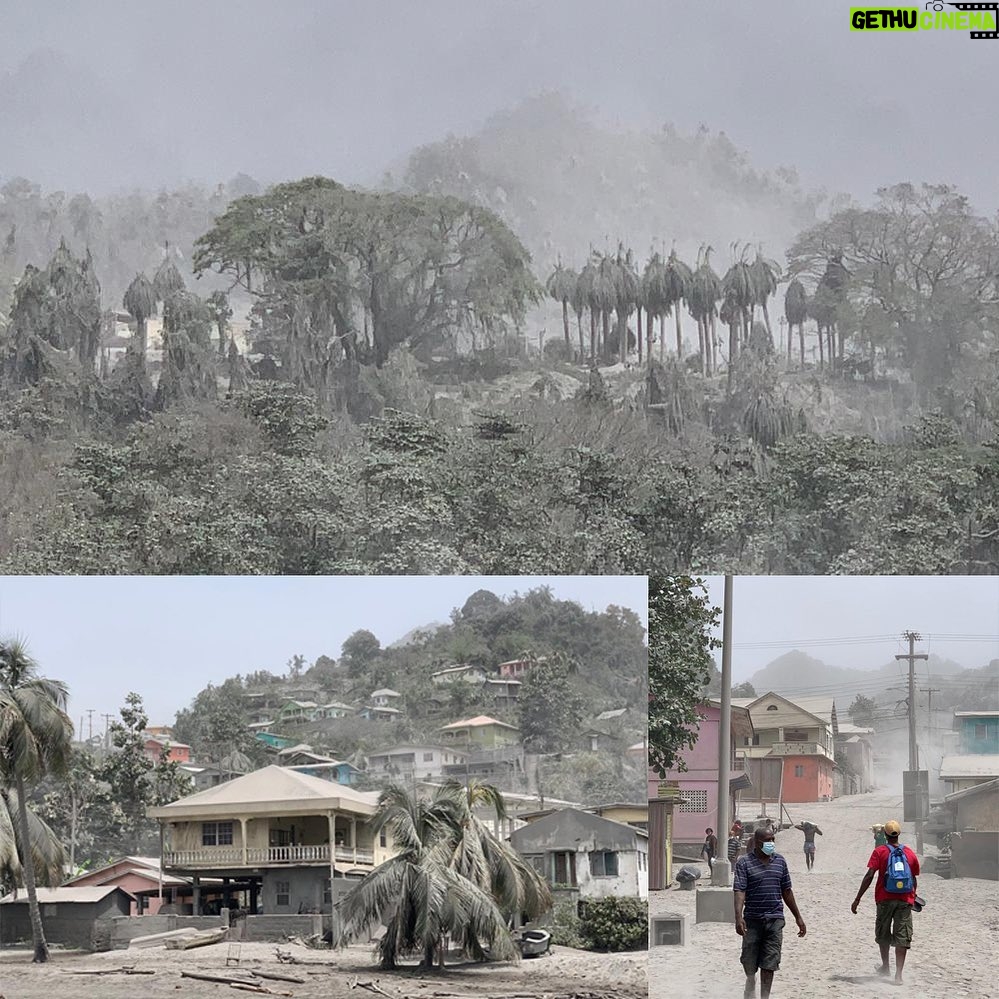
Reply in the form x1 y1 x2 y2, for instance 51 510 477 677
123 272 156 361
172 678 253 766
517 652 585 753
848 693 877 727
731 681 757 697
340 629 382 678
193 178 540 381
648 576 720 777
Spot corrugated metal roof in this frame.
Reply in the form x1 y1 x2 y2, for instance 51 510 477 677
939 754 999 779
1 886 133 905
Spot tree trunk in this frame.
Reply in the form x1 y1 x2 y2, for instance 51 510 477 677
818 323 824 369
727 322 736 392
742 308 752 347
589 310 597 364
647 311 654 366
798 323 805 369
636 307 643 364
761 301 773 338
710 315 718 376
562 299 570 347
577 312 585 363
601 310 610 362
675 307 683 358
697 319 705 374
15 774 49 963
137 316 148 361
659 315 665 362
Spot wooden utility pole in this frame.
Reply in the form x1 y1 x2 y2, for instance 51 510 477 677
896 632 928 852
713 575 734 887
920 687 941 743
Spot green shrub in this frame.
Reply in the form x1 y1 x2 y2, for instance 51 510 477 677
579 896 648 951
547 899 583 949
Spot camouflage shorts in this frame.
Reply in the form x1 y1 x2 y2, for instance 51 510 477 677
875 900 913 948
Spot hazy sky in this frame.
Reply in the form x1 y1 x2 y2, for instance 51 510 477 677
697 576 999 681
0 0 995 208
0 575 647 738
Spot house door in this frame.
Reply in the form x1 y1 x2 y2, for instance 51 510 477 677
552 851 576 886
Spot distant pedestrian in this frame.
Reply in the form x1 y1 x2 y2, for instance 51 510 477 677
701 827 718 871
794 820 823 871
734 828 807 999
728 827 742 865
851 819 920 986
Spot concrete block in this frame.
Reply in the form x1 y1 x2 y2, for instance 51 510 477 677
650 913 687 946
695 885 735 924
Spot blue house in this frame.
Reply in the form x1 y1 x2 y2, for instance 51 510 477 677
956 711 999 754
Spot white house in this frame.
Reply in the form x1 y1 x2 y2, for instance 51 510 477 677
365 745 469 780
430 664 489 686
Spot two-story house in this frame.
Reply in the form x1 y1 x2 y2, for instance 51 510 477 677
940 710 999 793
365 744 469 780
142 735 192 765
277 700 320 725
735 692 836 804
650 699 755 860
439 715 520 748
370 689 402 708
430 664 488 686
510 808 648 901
148 766 392 915
498 658 543 679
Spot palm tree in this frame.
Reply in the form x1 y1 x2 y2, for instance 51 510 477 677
722 245 755 351
0 639 73 963
0 787 65 896
123 273 156 361
153 248 185 304
576 259 599 363
612 245 640 364
750 248 780 337
545 262 578 352
784 278 809 368
688 247 721 376
569 273 587 362
663 248 693 360
335 782 541 969
642 253 669 365
592 254 618 363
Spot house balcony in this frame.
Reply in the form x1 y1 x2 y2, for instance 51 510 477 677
163 844 375 870
768 742 833 759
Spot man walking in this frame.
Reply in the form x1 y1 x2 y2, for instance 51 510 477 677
851 819 920 986
728 824 742 866
734 828 807 999
794 820 823 871
701 827 718 872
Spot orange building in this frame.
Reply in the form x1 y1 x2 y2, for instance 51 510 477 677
143 735 192 764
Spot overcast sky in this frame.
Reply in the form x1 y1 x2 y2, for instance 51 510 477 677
0 0 995 208
0 575 647 738
697 576 999 681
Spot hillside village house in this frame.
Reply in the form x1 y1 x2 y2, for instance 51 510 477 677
365 744 469 780
484 676 522 704
835 722 875 793
734 692 837 804
939 709 999 797
439 715 520 748
142 735 191 765
148 766 391 915
370 688 402 708
277 700 320 725
1 887 134 951
430 664 488 685
509 808 649 901
317 701 355 719
498 658 538 679
358 704 401 721
254 731 296 752
652 699 755 858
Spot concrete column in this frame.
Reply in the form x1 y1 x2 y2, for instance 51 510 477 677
239 817 248 866
350 817 356 848
192 875 201 916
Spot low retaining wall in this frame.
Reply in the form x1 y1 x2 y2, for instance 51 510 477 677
113 913 336 949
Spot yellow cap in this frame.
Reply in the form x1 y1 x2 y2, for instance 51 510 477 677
884 820 901 835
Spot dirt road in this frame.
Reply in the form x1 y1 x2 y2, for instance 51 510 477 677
650 790 999 998
0 940 646 999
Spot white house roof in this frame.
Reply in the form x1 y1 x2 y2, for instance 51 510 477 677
939 755 999 780
364 705 401 715
595 708 627 722
440 715 519 731
954 711 999 718
282 700 318 710
371 688 401 698
944 777 999 803
321 702 354 711
368 744 465 757
431 664 481 677
147 765 380 820
485 677 521 686
837 722 875 735
1 887 134 905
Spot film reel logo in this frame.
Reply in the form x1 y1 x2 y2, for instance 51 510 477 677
927 1 999 37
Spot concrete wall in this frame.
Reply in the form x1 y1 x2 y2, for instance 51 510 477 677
781 756 834 803
260 869 358 914
956 790 999 832
2 896 131 951
951 831 999 881
111 914 222 948
111 913 340 948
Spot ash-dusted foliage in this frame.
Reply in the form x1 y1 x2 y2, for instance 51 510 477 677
335 781 550 969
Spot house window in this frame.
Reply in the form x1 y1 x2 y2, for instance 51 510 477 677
275 881 290 907
590 851 619 877
677 790 708 813
975 723 987 739
323 879 332 905
202 821 234 846
423 752 434 762
637 851 646 871
525 855 545 876
379 829 387 848
552 851 577 886
794 765 805 778
766 705 778 711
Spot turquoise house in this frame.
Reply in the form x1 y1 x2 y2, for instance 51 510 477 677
957 712 999 754
255 731 296 751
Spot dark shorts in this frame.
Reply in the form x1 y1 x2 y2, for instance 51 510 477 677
741 917 785 974
803 842 816 854
875 900 914 948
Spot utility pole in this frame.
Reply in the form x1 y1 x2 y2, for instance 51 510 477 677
87 708 95 743
920 687 941 743
102 712 114 750
713 575 734 888
896 632 928 853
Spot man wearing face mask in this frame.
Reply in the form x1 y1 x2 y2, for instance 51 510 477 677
734 828 807 999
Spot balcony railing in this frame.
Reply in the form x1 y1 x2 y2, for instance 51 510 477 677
769 742 833 758
164 844 375 868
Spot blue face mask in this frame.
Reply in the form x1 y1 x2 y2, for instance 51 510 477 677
761 842 776 856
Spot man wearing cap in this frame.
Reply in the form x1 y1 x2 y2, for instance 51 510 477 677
734 827 806 999
851 819 920 985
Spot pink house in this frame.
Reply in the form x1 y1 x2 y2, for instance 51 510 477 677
143 736 191 764
648 700 754 855
64 857 189 915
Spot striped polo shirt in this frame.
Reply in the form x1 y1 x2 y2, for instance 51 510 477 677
733 851 792 920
